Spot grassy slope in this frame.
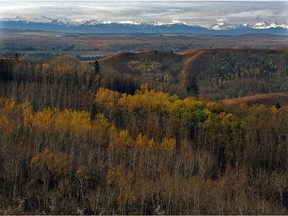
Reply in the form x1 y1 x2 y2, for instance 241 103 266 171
221 92 288 106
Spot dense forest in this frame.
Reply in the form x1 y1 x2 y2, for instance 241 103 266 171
0 50 288 214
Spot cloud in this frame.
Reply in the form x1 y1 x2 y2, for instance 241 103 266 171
0 1 287 27
217 18 227 23
227 10 273 18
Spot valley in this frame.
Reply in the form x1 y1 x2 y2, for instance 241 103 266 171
1 30 288 61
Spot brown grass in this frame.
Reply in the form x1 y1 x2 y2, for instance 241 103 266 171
222 92 288 106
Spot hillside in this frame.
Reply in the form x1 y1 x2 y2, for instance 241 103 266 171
99 50 183 94
222 92 288 107
220 92 288 116
1 49 287 106
99 49 288 99
185 49 288 99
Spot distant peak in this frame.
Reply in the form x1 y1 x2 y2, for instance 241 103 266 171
118 21 142 25
252 21 288 29
3 16 288 30
1 17 288 35
209 21 288 30
209 21 237 31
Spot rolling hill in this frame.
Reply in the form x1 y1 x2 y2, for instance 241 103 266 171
99 49 288 100
221 92 288 107
0 48 287 109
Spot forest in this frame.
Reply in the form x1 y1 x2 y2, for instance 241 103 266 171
0 50 288 214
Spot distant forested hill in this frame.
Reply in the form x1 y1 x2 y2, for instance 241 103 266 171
1 49 287 110
99 49 288 100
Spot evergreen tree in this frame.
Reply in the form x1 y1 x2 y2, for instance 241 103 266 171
186 77 199 98
94 60 101 75
275 101 281 110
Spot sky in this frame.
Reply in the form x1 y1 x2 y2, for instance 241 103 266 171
0 1 287 27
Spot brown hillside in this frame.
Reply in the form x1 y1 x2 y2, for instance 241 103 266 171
98 48 288 99
98 50 184 95
99 50 182 73
179 49 207 88
222 93 288 106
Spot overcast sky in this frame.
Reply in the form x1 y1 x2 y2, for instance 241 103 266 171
0 1 287 27
0 0 287 1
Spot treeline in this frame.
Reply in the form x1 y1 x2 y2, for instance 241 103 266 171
0 86 288 214
0 58 139 111
0 58 99 111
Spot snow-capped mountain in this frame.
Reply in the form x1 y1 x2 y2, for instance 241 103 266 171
82 20 113 25
0 17 287 35
4 16 85 26
50 17 78 26
210 22 237 30
1 17 198 27
4 16 52 24
252 22 288 29
117 21 142 25
209 21 288 31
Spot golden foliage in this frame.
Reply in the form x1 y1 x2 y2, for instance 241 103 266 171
54 109 91 135
109 128 133 148
0 115 15 137
96 87 121 112
135 133 175 151
21 100 34 128
161 137 176 151
31 147 71 176
0 98 22 136
32 108 56 131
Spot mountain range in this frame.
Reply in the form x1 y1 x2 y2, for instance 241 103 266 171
1 17 288 35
